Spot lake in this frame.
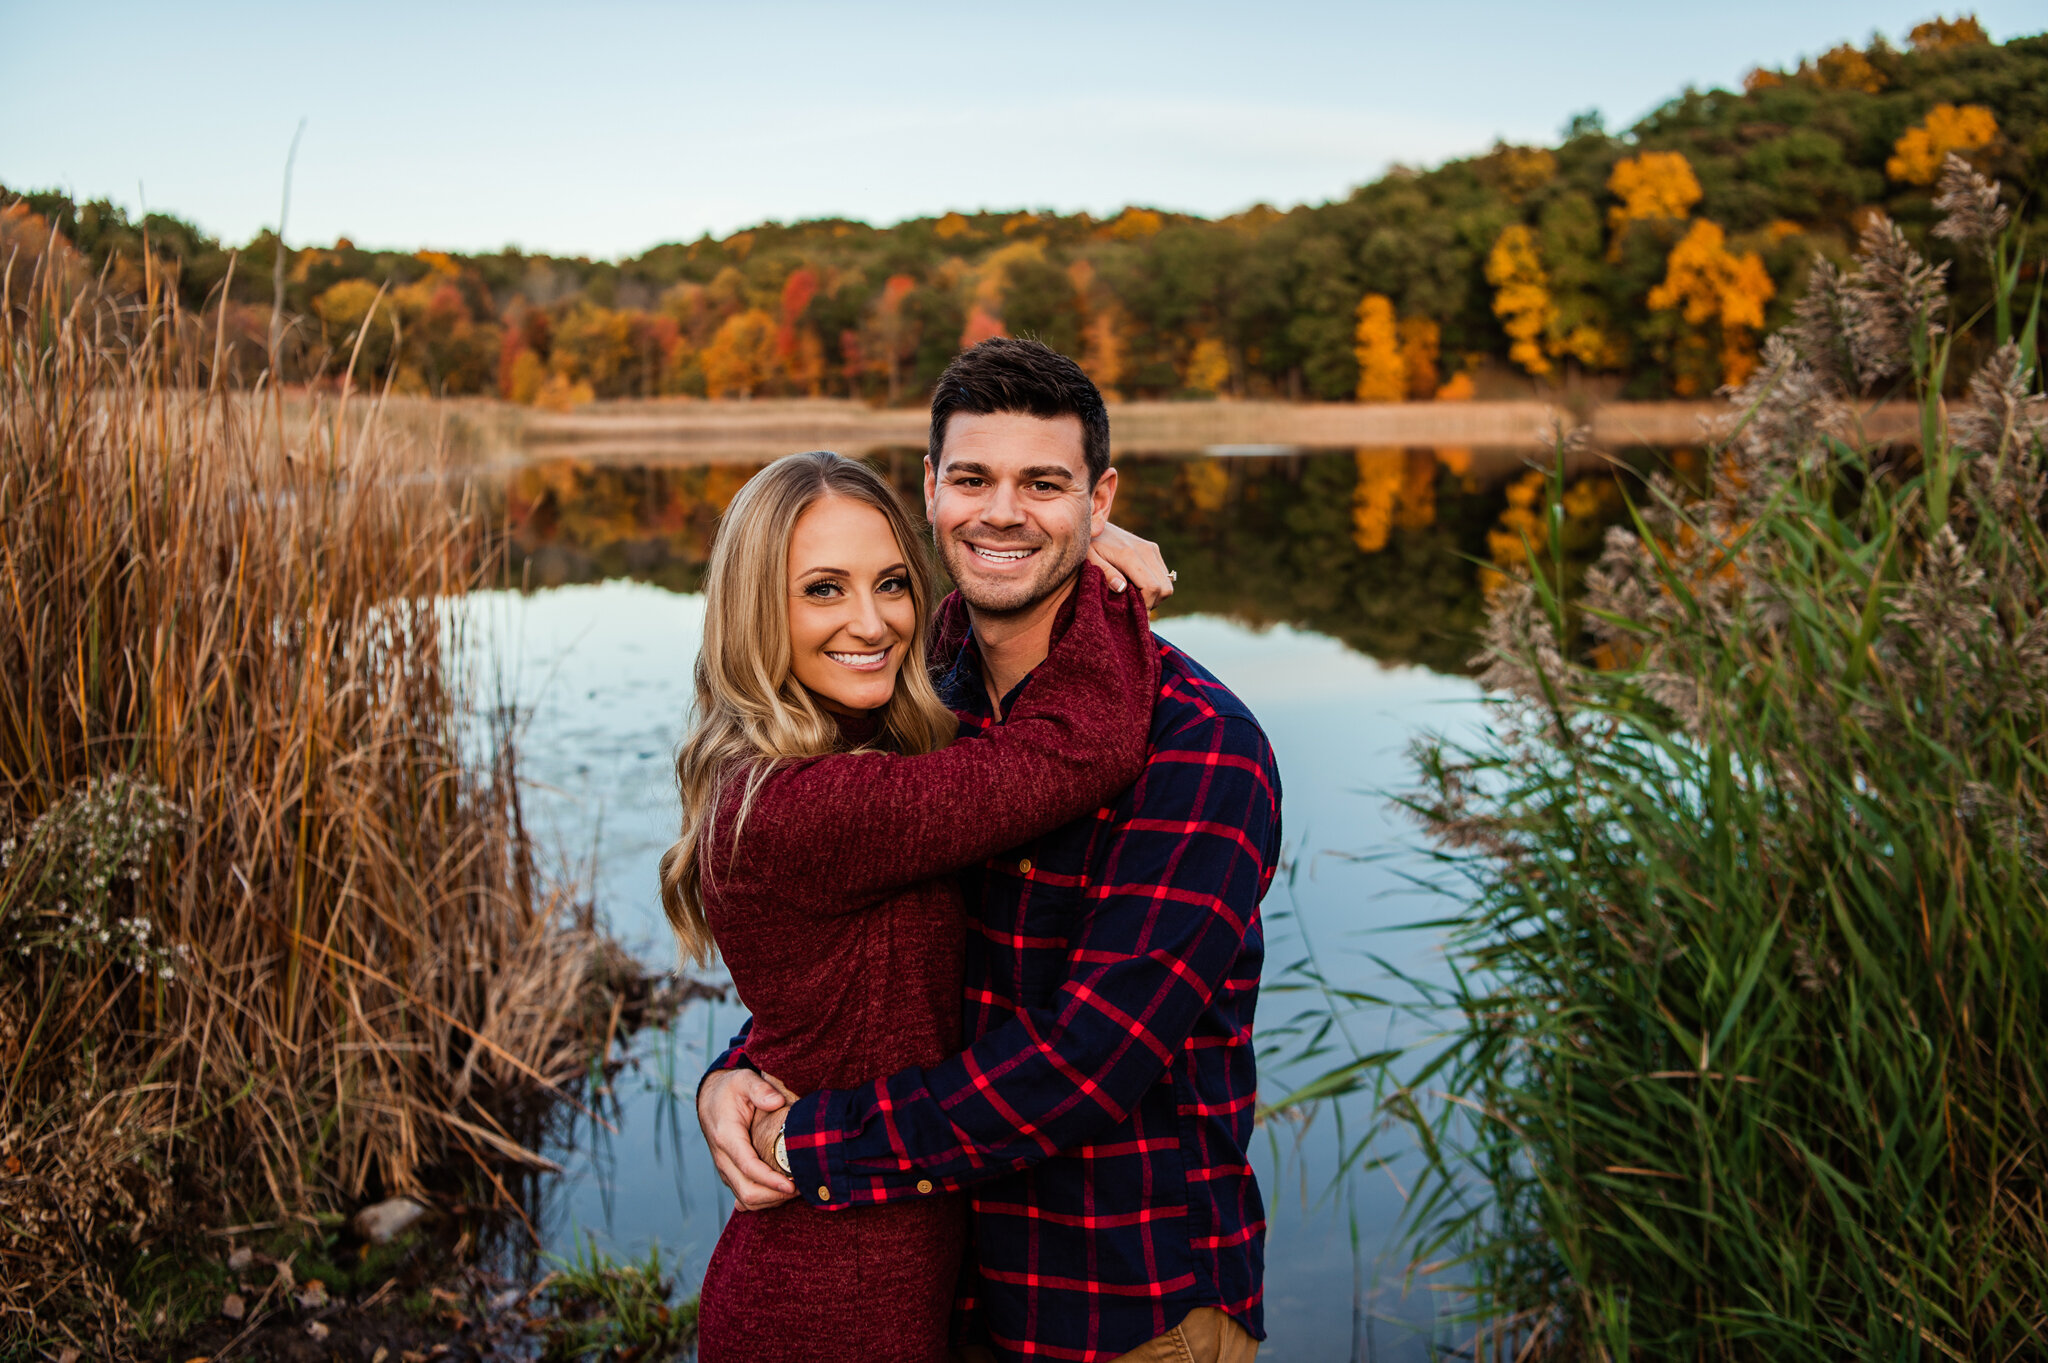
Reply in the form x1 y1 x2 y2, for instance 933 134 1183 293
464 443 1644 1360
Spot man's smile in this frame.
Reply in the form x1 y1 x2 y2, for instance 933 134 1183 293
966 542 1041 566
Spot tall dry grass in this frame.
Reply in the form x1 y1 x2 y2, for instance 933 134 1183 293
0 251 607 1348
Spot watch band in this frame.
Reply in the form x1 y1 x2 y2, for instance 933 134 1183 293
774 1124 791 1174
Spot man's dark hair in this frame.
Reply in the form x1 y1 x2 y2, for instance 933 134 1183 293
928 338 1111 485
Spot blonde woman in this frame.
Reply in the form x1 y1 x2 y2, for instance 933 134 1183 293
661 451 1157 1362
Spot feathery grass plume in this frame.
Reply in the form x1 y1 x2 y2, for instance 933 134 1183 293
1930 151 2011 251
1841 213 1947 388
0 244 615 1353
1321 177 2048 1359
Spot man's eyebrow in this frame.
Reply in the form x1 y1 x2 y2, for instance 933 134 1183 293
943 460 994 479
1018 465 1078 482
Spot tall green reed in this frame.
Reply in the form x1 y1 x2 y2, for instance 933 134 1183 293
1300 155 2047 1359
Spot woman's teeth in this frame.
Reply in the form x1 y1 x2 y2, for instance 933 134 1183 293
827 650 888 669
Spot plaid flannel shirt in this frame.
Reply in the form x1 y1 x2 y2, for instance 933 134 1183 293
712 622 1279 1362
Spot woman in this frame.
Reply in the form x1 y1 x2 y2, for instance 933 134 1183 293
660 451 1158 1362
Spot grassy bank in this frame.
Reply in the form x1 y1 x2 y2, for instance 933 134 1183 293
1309 158 2048 1357
0 256 620 1354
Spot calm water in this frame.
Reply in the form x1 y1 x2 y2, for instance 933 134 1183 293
466 446 1637 1360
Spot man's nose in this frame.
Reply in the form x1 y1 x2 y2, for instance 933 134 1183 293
983 480 1025 527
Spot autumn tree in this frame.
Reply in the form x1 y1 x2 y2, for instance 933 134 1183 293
1909 15 1988 51
1606 150 1702 253
1397 317 1441 400
1353 294 1405 402
1887 103 1999 184
1485 226 1554 377
1185 337 1231 395
701 308 777 398
1646 219 1775 390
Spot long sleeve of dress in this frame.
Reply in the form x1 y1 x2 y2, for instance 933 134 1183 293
713 565 1158 907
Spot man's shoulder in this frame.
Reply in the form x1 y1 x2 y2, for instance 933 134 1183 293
1149 634 1272 763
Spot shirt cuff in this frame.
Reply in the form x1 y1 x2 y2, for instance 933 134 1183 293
782 1087 852 1209
693 1047 758 1103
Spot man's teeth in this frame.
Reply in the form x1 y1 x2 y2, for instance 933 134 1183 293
828 650 886 665
971 546 1036 561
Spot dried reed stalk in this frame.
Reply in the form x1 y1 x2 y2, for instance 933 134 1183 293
0 248 605 1348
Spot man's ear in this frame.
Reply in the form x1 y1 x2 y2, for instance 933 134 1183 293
1089 466 1119 536
923 456 938 520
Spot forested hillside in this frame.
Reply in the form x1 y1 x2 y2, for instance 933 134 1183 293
4 17 2041 405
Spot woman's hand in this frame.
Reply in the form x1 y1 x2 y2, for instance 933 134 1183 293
1089 521 1175 609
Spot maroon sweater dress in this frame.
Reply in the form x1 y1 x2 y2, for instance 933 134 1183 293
694 568 1159 1363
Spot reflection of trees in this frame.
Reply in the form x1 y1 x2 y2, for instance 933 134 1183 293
486 450 1639 676
1113 452 1499 674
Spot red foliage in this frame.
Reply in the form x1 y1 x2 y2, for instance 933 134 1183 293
777 267 819 362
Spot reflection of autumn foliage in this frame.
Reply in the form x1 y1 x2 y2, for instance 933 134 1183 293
493 449 1639 676
1351 448 1441 553
1486 226 1555 377
1887 103 1999 184
1353 295 1404 402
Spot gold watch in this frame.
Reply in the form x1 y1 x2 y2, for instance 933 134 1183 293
773 1122 791 1174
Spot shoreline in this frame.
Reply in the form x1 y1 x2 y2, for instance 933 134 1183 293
378 394 1926 465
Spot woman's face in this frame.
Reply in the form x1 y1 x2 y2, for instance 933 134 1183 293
785 495 918 715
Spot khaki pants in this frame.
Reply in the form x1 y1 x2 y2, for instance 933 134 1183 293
955 1307 1258 1363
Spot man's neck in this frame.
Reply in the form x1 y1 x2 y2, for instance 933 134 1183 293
967 572 1080 719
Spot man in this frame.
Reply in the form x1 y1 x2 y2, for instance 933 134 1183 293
698 338 1281 1363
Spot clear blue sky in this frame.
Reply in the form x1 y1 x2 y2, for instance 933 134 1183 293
2 2 2041 259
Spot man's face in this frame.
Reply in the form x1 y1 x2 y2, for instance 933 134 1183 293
924 411 1117 616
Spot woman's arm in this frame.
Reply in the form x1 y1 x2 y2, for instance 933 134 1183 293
718 564 1157 905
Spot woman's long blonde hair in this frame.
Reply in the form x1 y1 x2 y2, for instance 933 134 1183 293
658 451 955 965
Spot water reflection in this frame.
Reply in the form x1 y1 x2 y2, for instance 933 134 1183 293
490 444 1646 676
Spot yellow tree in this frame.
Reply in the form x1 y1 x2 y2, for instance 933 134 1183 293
1647 220 1776 390
1486 226 1555 377
1185 337 1231 395
1887 103 1999 184
1910 16 1988 51
1397 317 1440 400
1354 294 1405 401
1606 151 1703 252
700 309 777 398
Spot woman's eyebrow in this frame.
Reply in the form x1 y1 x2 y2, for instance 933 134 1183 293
796 565 850 580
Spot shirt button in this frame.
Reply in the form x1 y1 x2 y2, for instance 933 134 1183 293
817 1186 831 1201
1017 858 1032 874
916 1179 934 1194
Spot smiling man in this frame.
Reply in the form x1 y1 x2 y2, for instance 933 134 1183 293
698 338 1282 1363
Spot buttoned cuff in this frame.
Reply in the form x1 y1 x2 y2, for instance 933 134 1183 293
782 1087 852 1209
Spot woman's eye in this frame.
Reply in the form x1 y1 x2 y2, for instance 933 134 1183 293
804 581 842 598
878 576 908 594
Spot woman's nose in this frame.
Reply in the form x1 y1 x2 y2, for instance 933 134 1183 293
846 592 889 642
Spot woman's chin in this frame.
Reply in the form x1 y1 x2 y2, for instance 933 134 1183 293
814 679 897 715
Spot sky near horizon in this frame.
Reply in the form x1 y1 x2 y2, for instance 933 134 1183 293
3 2 2042 260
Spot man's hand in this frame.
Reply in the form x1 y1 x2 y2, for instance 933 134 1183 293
1089 521 1175 610
698 1068 799 1210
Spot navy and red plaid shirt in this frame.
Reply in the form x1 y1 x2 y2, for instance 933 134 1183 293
713 615 1280 1362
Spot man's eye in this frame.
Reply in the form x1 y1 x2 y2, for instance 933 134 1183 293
954 476 984 488
1029 481 1060 493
